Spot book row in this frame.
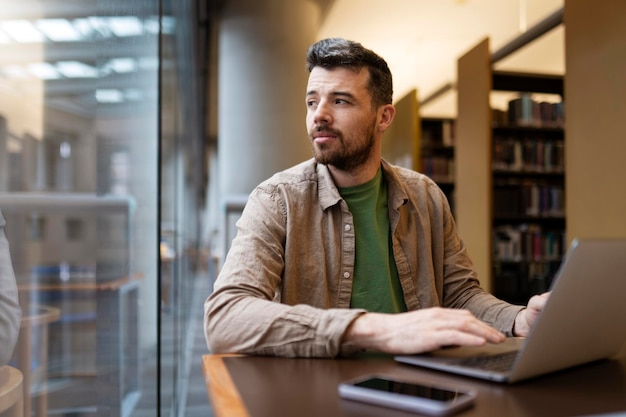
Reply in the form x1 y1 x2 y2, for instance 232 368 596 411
493 224 565 263
492 94 565 128
493 138 565 173
422 120 455 147
421 156 455 182
493 258 558 304
494 182 565 218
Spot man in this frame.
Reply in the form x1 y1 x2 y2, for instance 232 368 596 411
204 38 547 358
0 210 21 365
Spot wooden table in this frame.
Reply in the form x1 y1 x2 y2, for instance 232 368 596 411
203 349 626 417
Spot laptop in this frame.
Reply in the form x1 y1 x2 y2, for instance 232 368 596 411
395 238 626 383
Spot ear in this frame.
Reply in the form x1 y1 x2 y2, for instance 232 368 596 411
378 104 396 132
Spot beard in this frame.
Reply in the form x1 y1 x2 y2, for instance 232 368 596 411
309 121 377 172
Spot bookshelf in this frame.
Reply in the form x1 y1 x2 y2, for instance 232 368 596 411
382 91 457 212
456 38 566 301
420 118 456 213
491 79 565 304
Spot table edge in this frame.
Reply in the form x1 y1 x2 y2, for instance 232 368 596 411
202 354 250 417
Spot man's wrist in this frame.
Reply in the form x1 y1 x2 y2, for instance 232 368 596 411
342 312 382 351
513 308 528 337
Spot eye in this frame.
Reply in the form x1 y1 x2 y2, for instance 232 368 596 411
306 99 317 108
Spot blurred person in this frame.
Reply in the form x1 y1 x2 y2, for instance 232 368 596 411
0 210 21 365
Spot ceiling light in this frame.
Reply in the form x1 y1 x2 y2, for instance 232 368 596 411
107 16 143 37
36 19 82 42
56 61 98 78
109 58 136 73
27 62 60 79
143 16 175 35
1 20 45 43
87 16 112 37
143 17 160 35
72 18 95 38
96 89 124 103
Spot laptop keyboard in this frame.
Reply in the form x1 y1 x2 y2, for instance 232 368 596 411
457 350 519 372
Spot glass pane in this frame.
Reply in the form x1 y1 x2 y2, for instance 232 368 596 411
159 0 214 414
1 0 159 416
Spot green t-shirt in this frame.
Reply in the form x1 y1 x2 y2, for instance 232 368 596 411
338 168 407 314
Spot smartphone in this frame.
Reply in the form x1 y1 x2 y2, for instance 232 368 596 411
338 375 476 416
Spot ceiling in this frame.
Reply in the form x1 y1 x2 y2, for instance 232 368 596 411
0 0 565 123
317 0 565 117
0 0 164 122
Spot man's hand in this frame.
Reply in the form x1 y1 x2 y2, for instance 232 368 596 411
513 292 550 337
342 307 505 355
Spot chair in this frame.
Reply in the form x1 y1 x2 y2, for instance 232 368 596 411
0 366 23 417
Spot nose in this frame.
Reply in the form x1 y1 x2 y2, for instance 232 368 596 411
312 100 332 125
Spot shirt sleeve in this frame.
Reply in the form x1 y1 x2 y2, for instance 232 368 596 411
203 186 365 358
437 196 524 336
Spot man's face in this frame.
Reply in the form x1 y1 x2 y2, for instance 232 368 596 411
305 66 379 171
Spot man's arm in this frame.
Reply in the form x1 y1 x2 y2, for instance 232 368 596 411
204 186 363 358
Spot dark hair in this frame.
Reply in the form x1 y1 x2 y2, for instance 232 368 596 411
306 37 393 108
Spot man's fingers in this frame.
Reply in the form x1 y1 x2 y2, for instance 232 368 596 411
430 308 505 343
407 308 505 349
437 330 490 347
346 308 506 355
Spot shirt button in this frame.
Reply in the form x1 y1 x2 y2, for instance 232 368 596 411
344 224 351 231
343 271 350 278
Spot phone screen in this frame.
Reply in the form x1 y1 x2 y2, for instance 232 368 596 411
353 378 467 402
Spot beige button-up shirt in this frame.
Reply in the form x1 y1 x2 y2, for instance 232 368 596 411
204 159 523 357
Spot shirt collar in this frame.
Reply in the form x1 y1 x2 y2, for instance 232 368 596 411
315 159 409 211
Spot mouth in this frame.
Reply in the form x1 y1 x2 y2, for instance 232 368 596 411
311 128 340 145
313 132 336 144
